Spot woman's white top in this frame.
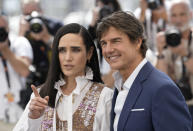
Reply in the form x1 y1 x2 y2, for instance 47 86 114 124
13 67 113 131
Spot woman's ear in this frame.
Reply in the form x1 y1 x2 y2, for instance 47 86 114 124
87 46 94 61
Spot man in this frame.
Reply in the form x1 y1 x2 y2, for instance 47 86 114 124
156 0 193 129
135 0 168 52
0 14 33 123
96 11 192 131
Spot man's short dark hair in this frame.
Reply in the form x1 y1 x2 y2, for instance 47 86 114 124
96 11 147 58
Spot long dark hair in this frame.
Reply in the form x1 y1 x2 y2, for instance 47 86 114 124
39 23 103 108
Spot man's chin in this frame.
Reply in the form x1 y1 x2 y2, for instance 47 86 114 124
109 64 122 70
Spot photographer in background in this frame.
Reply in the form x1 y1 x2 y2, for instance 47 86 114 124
0 14 33 123
156 0 193 128
18 0 63 109
134 0 168 52
88 0 121 40
88 0 121 88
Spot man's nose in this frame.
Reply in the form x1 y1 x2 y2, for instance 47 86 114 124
105 43 114 53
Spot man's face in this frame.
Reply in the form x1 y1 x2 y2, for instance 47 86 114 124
100 27 142 72
170 3 192 32
22 3 40 16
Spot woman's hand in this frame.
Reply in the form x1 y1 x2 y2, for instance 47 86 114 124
28 85 49 119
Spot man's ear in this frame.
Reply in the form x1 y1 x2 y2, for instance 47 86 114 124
136 38 142 50
87 46 94 61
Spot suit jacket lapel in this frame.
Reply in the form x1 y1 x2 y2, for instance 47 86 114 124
117 62 153 131
110 88 118 131
117 79 143 131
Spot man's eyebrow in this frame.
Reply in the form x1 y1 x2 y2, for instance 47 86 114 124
111 37 122 41
99 39 105 42
100 37 122 42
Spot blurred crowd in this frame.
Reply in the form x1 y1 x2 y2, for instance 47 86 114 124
0 0 193 130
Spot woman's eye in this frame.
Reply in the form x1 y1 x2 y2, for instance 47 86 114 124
58 47 66 53
72 48 81 52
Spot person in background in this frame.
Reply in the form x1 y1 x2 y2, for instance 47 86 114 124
0 14 33 123
134 0 164 71
13 23 113 131
88 0 121 40
18 0 63 109
97 11 192 131
156 0 193 130
135 0 168 52
88 0 121 88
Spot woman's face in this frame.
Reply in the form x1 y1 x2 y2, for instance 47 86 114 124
58 33 92 78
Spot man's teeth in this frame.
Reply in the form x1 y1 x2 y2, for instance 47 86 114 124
109 56 118 60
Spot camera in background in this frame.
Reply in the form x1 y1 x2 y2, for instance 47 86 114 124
0 27 8 42
165 28 181 47
25 11 43 33
99 5 113 21
147 0 163 10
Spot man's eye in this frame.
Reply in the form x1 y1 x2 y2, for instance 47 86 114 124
100 42 107 47
112 40 121 44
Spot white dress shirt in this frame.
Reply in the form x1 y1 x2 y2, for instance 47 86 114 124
113 59 147 131
13 67 113 131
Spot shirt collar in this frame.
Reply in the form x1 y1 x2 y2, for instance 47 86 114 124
113 58 147 91
54 67 93 96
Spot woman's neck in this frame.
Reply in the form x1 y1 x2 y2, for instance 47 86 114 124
62 77 77 95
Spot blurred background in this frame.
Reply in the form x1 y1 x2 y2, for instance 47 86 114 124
0 0 139 36
0 0 139 130
1 0 193 130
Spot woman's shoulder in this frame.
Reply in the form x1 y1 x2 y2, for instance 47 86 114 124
92 82 114 101
92 82 113 92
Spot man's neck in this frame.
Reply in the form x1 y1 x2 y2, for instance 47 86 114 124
119 57 144 82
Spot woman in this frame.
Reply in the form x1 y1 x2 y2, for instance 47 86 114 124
13 23 113 131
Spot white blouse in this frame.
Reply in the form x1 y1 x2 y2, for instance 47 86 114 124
13 68 113 131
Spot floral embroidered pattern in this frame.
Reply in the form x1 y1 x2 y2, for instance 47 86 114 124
56 112 68 131
40 107 54 131
73 83 104 130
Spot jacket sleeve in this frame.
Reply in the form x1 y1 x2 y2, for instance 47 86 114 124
93 87 113 131
13 93 43 131
152 83 192 131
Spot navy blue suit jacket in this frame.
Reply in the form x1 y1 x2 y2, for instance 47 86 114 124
110 62 192 131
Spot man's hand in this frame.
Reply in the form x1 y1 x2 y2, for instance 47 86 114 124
156 32 166 54
28 85 49 119
90 7 100 27
19 16 30 36
30 24 52 45
140 0 148 12
0 39 9 52
169 39 189 56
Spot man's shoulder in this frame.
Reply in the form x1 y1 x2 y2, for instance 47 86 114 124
141 63 176 89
